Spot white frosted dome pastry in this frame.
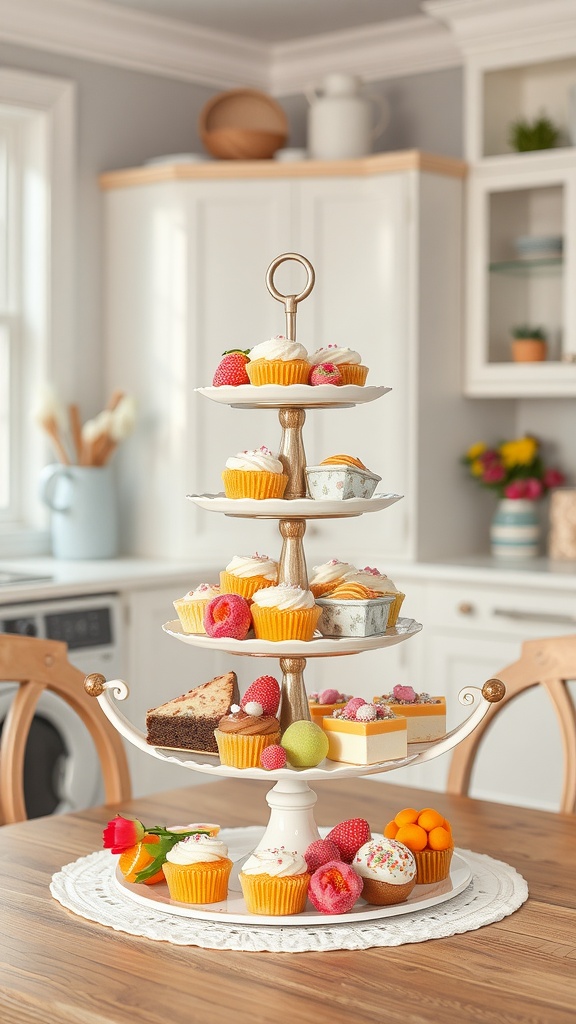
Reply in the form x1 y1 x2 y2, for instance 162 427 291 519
353 835 416 906
247 336 311 387
249 336 309 362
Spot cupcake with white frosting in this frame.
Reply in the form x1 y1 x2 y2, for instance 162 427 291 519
308 558 357 598
239 846 310 915
250 583 322 642
222 446 287 500
309 345 368 385
173 582 221 634
247 335 310 386
162 832 232 904
347 567 405 626
220 553 278 602
353 835 416 905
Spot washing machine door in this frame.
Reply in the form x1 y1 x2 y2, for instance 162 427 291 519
0 686 103 818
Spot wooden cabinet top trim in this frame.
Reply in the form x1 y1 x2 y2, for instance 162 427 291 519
99 150 467 190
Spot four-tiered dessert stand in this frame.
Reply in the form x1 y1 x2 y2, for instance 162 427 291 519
85 252 505 928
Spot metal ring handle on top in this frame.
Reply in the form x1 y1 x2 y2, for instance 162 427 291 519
266 253 315 341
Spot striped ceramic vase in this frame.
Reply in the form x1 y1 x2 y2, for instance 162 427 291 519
490 498 540 559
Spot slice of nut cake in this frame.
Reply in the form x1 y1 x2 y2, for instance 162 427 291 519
146 672 239 754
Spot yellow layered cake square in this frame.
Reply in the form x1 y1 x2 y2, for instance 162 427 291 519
323 713 407 765
373 688 446 743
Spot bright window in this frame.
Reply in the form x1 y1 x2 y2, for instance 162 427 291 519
0 71 75 556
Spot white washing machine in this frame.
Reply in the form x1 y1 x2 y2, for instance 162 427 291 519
0 593 124 818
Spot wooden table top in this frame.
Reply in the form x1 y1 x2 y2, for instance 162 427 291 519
1 778 574 1024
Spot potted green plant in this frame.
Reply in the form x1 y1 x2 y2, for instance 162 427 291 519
510 325 547 362
508 114 561 152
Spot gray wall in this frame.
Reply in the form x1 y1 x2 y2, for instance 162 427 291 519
282 68 464 158
0 41 464 418
0 42 215 416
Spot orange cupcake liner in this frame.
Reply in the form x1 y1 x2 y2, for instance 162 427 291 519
386 592 405 627
338 364 369 386
214 729 280 768
222 469 287 500
162 858 232 903
310 577 347 598
414 847 453 884
219 571 277 602
251 604 322 642
239 871 310 915
173 598 208 634
247 359 310 386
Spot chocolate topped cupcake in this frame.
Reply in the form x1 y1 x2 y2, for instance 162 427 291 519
214 703 280 768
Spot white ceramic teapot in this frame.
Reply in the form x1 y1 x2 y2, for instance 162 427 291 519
306 73 389 160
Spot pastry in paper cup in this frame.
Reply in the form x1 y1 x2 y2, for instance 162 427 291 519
315 582 393 637
250 583 322 641
222 446 287 499
239 848 310 915
306 455 381 500
246 336 310 386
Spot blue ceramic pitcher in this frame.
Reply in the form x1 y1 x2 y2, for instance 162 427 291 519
39 464 118 559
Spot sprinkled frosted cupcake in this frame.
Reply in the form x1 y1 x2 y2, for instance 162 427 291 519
309 345 368 386
251 583 322 642
162 833 233 904
347 567 405 626
239 847 310 915
247 335 310 386
173 583 221 634
353 835 416 905
220 553 278 602
308 558 357 598
222 446 287 500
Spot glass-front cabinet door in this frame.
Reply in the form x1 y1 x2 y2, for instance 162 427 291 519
465 152 576 396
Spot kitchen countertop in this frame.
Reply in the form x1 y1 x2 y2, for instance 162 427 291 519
0 553 575 605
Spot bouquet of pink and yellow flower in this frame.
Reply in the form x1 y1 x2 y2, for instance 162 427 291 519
462 435 565 500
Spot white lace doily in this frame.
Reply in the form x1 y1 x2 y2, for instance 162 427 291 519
50 827 528 954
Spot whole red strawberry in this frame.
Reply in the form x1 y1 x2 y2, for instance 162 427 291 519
326 818 371 863
309 362 343 387
260 744 287 770
303 838 341 873
213 349 250 387
241 675 281 716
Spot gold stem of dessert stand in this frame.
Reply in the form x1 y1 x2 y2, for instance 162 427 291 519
266 253 314 502
266 254 318 724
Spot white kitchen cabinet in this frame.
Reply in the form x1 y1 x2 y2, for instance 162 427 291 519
102 153 505 569
412 576 576 810
465 152 576 396
431 3 576 397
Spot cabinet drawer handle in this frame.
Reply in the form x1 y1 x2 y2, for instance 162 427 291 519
457 602 475 615
493 608 576 625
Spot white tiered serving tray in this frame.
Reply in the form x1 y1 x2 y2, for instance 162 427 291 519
162 616 422 657
196 384 389 409
113 828 472 927
187 492 403 519
83 251 506 938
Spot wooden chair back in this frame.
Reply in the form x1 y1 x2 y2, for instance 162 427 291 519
0 633 131 824
447 635 576 813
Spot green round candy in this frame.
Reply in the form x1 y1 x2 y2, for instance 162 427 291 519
281 720 329 768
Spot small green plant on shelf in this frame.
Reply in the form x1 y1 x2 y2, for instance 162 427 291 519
510 325 547 363
508 114 561 152
511 325 547 341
